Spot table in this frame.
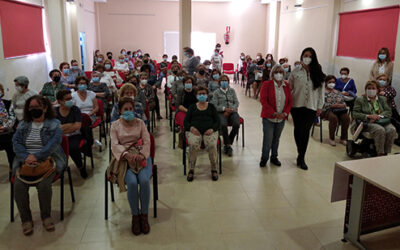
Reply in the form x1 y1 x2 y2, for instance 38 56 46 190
334 155 400 250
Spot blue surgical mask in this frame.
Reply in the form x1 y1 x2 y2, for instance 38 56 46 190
295 64 301 69
78 84 87 91
141 80 148 85
92 77 100 83
197 94 207 102
378 80 387 87
121 110 134 121
266 63 272 67
221 81 229 89
105 64 111 70
125 58 129 62
65 100 74 108
184 83 192 89
163 58 168 61
97 57 103 62
120 59 124 63
179 76 183 81
378 54 386 60
71 66 79 70
284 68 289 72
63 69 69 74
213 74 219 80
122 51 126 55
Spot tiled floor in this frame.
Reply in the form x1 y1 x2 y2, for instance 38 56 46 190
1 84 400 250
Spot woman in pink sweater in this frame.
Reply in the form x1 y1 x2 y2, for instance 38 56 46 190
110 97 152 236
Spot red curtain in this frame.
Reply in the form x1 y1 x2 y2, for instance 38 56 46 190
0 0 45 58
336 5 400 60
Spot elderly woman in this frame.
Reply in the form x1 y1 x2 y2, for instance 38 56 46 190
59 62 75 88
211 75 240 157
70 59 85 79
137 72 156 111
71 76 98 122
0 83 16 168
55 90 87 179
94 64 117 94
323 75 350 146
184 86 220 182
40 69 66 104
114 55 130 73
370 47 394 82
12 76 37 121
208 69 221 95
176 75 197 128
12 95 66 235
259 65 292 167
103 59 123 86
88 71 111 109
111 83 146 122
109 97 152 235
353 81 397 156
195 64 209 88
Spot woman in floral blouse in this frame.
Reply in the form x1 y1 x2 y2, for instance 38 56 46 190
0 83 16 168
323 75 350 146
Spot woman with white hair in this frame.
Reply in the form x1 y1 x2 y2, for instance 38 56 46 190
259 64 292 167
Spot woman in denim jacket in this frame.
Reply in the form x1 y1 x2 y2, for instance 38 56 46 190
12 95 66 236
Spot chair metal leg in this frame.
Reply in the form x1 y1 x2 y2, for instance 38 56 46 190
165 96 168 119
242 121 245 147
311 123 315 137
105 171 108 220
153 165 158 218
183 135 186 176
90 153 94 169
60 173 64 221
169 108 173 132
67 168 75 202
10 181 14 222
110 181 115 202
320 120 323 143
103 123 108 146
83 153 87 169
218 137 222 174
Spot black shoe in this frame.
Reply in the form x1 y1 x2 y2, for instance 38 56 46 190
259 158 267 167
157 115 163 120
79 167 88 179
211 170 218 181
299 162 308 170
296 156 303 166
270 157 281 166
187 170 194 182
226 146 233 157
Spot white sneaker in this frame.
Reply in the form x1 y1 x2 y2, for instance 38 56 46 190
329 139 336 146
340 140 347 146
94 139 103 147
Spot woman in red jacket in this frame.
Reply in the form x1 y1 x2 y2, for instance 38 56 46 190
259 65 292 167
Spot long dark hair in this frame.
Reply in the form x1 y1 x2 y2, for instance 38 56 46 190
300 47 325 89
377 47 391 63
23 95 55 122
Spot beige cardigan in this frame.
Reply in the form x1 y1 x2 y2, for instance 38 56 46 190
369 61 393 82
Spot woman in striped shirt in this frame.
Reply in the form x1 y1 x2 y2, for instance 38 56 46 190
12 95 66 236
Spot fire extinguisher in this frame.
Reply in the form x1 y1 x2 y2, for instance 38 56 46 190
224 32 230 45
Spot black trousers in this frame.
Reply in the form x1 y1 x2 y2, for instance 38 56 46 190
68 134 83 169
154 89 161 116
291 107 316 162
0 132 15 168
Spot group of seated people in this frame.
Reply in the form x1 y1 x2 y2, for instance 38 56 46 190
0 46 397 237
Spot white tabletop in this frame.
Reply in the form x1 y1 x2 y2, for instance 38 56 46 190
335 155 400 199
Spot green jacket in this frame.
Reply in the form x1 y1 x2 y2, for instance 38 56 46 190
353 95 392 121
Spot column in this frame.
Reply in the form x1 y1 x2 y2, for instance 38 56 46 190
179 0 191 63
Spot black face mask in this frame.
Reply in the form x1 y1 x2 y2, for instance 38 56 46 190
199 69 205 75
53 76 61 83
172 71 178 75
30 109 43 119
143 60 149 64
108 56 112 60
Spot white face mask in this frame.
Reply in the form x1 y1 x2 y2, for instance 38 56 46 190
274 73 283 81
341 74 348 80
302 57 312 65
327 83 335 89
366 89 377 98
15 85 23 93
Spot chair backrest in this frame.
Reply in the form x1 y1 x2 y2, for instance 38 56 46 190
80 113 94 147
85 71 92 79
96 99 104 116
81 113 92 128
118 71 126 81
61 135 69 158
223 63 234 71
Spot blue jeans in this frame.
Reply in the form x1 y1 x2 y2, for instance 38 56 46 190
125 157 152 216
261 118 285 161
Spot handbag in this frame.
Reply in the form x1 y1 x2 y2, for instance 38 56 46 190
331 108 348 116
17 157 56 184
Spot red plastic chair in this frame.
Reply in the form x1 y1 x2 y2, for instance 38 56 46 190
223 63 235 75
105 133 158 219
85 71 92 80
118 71 126 82
92 99 107 152
10 135 75 222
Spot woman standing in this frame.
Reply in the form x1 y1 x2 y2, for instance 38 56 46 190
370 47 394 82
259 65 292 167
289 47 325 170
